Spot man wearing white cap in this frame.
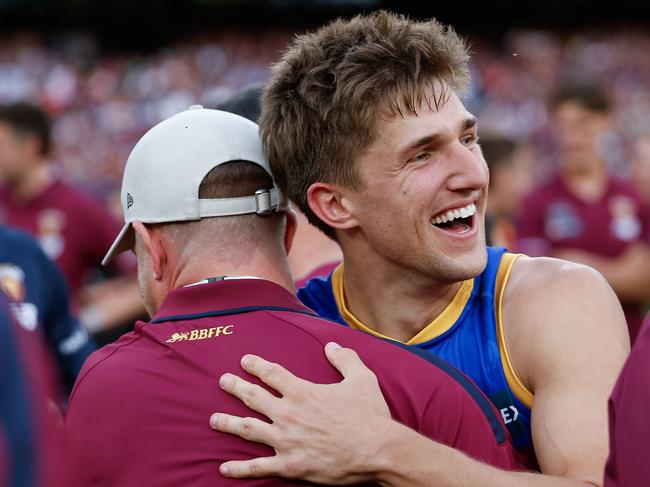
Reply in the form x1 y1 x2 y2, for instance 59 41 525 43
64 107 526 485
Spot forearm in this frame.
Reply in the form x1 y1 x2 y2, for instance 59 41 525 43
373 421 599 487
80 278 145 332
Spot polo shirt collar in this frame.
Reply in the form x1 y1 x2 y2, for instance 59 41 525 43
152 278 315 323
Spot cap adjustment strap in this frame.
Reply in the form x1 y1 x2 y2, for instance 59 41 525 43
255 189 273 215
197 188 287 217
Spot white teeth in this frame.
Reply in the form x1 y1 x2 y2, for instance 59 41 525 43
431 203 477 225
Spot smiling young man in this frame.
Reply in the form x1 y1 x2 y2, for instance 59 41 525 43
210 11 630 487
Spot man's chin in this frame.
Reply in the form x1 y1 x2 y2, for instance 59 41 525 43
438 245 488 282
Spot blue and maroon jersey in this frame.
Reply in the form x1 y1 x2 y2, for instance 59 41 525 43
66 278 526 486
605 314 650 487
0 226 94 390
298 246 535 461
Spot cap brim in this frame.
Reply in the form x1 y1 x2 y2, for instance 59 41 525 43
101 223 135 266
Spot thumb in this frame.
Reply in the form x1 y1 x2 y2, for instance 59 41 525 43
324 342 368 378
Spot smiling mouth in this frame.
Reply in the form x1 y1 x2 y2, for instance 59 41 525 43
430 203 476 234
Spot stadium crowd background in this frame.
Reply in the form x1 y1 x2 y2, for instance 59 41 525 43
1 25 650 208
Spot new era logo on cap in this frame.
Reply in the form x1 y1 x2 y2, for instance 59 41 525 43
126 193 134 210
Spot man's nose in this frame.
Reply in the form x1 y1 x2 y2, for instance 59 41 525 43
445 143 489 193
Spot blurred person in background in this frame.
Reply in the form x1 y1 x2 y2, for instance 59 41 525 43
216 85 342 286
0 291 65 487
0 224 94 391
516 80 650 343
630 132 650 204
0 102 146 340
480 134 536 249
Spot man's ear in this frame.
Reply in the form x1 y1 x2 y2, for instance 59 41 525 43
306 183 359 232
283 208 297 255
132 221 167 281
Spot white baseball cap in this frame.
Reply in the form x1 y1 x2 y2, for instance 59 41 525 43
102 105 287 265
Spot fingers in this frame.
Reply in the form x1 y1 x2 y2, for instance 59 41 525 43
219 373 281 416
324 342 371 379
219 456 281 479
209 413 275 445
239 354 306 394
324 342 391 418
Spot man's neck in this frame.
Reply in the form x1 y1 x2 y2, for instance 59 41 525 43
10 163 53 202
172 252 296 297
341 252 464 343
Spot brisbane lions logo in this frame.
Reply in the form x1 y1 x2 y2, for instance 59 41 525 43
166 332 190 343
0 264 26 302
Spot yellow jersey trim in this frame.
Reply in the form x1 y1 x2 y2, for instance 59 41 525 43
495 253 534 408
331 265 474 345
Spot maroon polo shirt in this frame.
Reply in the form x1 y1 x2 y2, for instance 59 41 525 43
0 180 135 302
517 175 650 342
65 278 526 486
605 313 650 486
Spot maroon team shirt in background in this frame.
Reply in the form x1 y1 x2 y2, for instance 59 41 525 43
65 279 526 486
517 175 650 342
0 180 135 302
604 313 650 487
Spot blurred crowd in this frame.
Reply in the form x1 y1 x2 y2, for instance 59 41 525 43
1 27 649 200
0 30 291 201
470 28 650 179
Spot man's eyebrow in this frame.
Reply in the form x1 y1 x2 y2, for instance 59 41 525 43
463 116 478 131
402 134 443 154
399 116 478 157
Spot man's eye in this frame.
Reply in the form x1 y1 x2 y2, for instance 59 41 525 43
408 152 430 163
462 135 479 147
